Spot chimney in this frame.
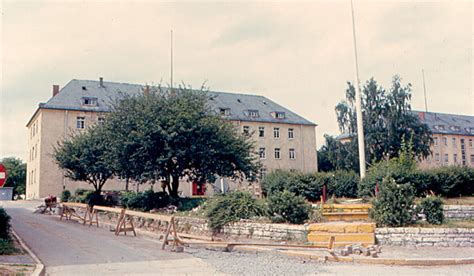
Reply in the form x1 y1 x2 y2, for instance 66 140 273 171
418 111 425 121
52 85 60 97
99 77 104 88
143 85 150 96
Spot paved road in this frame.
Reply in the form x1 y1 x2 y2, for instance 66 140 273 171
1 201 217 275
3 201 473 276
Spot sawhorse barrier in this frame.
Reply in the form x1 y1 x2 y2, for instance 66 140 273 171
60 202 98 227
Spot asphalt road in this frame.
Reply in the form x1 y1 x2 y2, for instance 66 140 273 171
3 201 473 276
1 201 217 275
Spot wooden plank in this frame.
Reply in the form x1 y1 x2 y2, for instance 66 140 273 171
178 233 214 241
182 241 331 249
124 209 173 222
62 202 88 208
93 205 123 214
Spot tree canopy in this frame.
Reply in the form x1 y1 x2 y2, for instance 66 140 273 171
0 157 26 196
54 126 113 193
319 76 432 172
102 86 260 197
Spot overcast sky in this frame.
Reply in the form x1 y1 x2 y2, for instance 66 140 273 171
1 0 472 161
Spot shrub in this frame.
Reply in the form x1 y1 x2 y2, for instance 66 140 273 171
60 190 71 202
329 171 359 198
205 191 264 231
419 197 444 225
0 239 17 255
370 178 416 227
267 190 311 224
0 208 11 240
120 190 170 211
85 192 106 207
177 197 206 211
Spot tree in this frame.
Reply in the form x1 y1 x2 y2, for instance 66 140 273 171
54 126 113 193
317 135 359 172
0 157 26 196
104 85 260 197
332 76 432 169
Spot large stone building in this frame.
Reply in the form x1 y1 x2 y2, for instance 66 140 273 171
26 78 318 199
416 111 474 169
335 111 474 169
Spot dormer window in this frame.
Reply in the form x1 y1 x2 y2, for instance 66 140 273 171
81 97 98 106
220 108 230 116
247 110 259 118
434 124 445 131
271 111 286 119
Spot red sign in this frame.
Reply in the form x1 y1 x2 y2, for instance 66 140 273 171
0 164 7 188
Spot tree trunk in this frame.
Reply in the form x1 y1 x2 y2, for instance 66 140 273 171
125 178 129 191
170 174 180 198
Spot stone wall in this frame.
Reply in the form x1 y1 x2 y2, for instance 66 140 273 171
444 205 474 220
96 212 307 242
375 228 474 247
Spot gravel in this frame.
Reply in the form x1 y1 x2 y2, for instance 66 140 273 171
187 247 323 275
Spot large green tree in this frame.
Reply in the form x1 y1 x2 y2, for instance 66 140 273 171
104 86 260 197
54 126 113 193
319 76 432 172
0 157 26 196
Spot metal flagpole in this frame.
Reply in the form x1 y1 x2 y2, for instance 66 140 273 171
170 29 174 89
350 0 366 178
422 69 428 112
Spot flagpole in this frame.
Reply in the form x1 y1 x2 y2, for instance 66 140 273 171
350 0 366 178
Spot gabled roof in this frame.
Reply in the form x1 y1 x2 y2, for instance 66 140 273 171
32 79 316 126
414 111 474 136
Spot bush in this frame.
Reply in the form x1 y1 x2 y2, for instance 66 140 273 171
419 197 444 225
267 190 311 224
60 190 71 202
177 197 206 211
0 208 11 240
85 192 106 207
262 170 359 201
120 190 170 211
205 191 264 231
370 178 416 227
0 239 17 255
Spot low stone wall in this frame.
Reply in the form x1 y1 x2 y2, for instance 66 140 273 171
375 228 474 247
96 212 307 242
444 205 474 220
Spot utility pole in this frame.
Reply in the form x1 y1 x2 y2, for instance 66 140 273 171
422 69 428 112
350 0 366 178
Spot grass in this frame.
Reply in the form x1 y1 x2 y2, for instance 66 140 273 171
441 196 474 205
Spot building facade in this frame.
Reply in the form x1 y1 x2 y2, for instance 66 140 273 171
26 79 318 199
416 111 474 169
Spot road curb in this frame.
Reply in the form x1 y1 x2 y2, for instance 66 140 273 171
11 229 45 276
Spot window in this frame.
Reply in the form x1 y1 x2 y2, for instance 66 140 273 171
272 112 286 119
273 127 280 138
288 128 294 139
243 126 250 135
444 154 449 164
289 148 296 159
98 117 105 125
435 153 440 162
81 97 98 106
219 108 230 116
274 148 281 159
259 147 266 159
259 168 267 180
77 117 85 129
247 110 259 118
453 154 458 164
434 137 438 146
258 127 265 137
471 155 474 165
452 138 456 147
442 137 447 146
469 139 473 148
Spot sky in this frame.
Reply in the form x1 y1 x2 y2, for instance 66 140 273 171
1 0 473 161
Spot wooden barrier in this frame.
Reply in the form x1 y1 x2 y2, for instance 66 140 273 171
89 206 181 250
60 202 89 223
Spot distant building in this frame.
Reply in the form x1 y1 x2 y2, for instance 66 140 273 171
333 111 474 169
415 111 474 169
26 78 318 199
